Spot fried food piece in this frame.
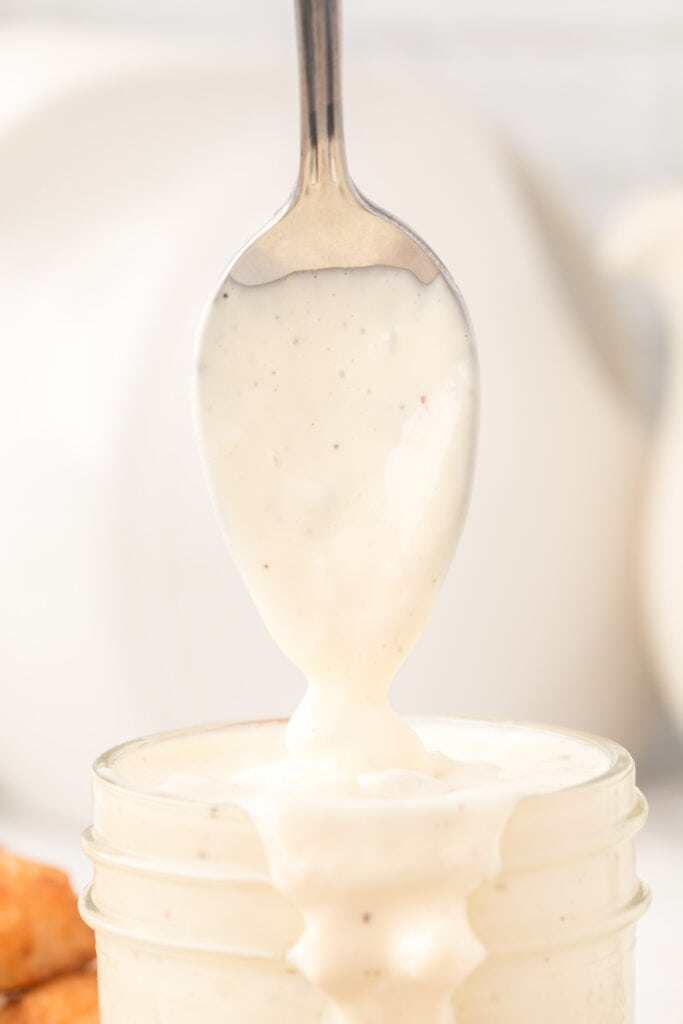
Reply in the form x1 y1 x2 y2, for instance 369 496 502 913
0 969 98 1023
0 850 95 990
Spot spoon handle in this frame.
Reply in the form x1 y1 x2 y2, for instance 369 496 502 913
295 0 350 193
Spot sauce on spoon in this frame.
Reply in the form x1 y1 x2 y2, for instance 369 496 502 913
197 265 476 772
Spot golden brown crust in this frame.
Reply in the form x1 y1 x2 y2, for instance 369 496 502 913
0 969 98 1024
0 850 95 991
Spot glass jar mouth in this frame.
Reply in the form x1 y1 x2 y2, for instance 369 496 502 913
84 715 650 972
93 713 634 812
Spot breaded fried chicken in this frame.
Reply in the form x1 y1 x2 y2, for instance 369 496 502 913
0 969 98 1024
0 850 95 991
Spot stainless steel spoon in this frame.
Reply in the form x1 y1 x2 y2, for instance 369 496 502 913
196 0 471 293
194 1 477 750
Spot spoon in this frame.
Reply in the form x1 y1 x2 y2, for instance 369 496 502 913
195 0 477 769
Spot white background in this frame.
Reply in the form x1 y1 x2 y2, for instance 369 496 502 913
2 0 683 218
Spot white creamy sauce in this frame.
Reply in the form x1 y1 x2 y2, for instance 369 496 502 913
198 266 476 773
195 266 550 1023
96 718 620 1023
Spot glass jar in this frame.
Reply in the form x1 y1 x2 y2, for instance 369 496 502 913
81 717 649 1023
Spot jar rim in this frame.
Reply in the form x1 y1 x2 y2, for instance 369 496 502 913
93 714 633 811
